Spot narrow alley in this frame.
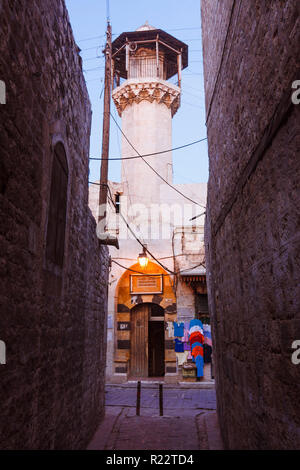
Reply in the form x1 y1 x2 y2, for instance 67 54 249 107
88 384 222 450
0 0 299 454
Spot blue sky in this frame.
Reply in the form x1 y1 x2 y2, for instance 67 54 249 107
65 0 208 184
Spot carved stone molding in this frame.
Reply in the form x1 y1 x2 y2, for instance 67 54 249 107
112 79 181 117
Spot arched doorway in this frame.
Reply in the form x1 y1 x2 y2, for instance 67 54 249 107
113 261 177 380
130 303 165 378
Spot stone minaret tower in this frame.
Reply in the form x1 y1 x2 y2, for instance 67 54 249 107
111 23 188 204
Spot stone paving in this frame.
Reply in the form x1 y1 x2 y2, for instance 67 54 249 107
87 384 223 450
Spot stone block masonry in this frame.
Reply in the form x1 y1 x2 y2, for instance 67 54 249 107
201 0 300 449
0 0 109 449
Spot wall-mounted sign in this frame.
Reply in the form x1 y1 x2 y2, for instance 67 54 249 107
117 322 130 331
130 274 163 295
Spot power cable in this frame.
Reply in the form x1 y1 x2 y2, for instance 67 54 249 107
77 34 106 43
83 66 105 73
112 259 206 277
89 136 207 161
89 181 206 275
89 181 177 274
109 112 206 209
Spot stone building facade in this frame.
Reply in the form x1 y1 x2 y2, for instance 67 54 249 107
89 24 211 384
0 0 109 449
201 0 300 449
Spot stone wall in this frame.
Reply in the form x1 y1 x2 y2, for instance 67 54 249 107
0 0 109 449
202 0 300 449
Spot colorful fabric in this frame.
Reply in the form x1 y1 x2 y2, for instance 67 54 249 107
183 328 189 342
191 345 203 358
176 351 189 366
203 324 212 346
189 319 204 330
195 354 204 377
173 322 184 337
184 342 191 351
190 331 204 344
191 342 203 351
189 325 204 336
174 338 184 352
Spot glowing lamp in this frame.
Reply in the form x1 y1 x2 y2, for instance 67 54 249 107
138 247 149 269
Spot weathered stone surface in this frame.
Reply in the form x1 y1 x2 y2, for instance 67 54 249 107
202 0 300 449
0 0 109 449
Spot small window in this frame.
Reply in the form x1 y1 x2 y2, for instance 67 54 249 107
115 193 120 214
46 143 68 267
196 294 209 314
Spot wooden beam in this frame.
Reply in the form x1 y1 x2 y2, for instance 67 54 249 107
125 38 129 73
156 34 159 78
177 51 182 88
112 43 126 59
158 38 181 55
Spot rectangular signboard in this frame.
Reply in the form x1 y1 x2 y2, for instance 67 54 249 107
130 274 163 295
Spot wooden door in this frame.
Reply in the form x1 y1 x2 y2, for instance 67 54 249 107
130 304 150 377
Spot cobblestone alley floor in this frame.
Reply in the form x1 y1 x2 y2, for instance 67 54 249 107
87 384 223 450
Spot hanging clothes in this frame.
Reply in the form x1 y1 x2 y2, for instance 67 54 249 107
189 319 204 378
174 338 184 353
192 345 203 360
183 327 189 343
191 342 203 352
176 351 189 366
204 343 212 364
166 321 174 338
190 331 204 344
203 324 212 346
189 319 204 329
195 354 204 377
189 325 204 336
173 322 184 337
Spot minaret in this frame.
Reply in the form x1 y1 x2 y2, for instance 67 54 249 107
111 23 188 204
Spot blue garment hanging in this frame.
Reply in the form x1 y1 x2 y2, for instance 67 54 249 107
189 319 204 330
173 322 184 337
174 338 184 352
191 342 203 351
195 355 204 377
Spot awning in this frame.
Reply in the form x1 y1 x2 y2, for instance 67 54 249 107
180 266 206 283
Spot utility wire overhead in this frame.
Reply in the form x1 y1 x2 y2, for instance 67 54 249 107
77 27 202 44
112 259 206 277
109 113 206 209
89 181 188 275
91 181 177 274
89 136 207 161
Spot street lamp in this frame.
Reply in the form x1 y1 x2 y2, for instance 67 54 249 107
138 246 149 269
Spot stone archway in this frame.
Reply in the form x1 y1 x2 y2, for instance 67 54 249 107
113 261 177 380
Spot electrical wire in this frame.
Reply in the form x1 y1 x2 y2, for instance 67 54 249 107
77 34 106 43
112 259 206 277
89 181 206 276
109 112 206 209
89 181 176 274
89 136 207 161
83 66 105 73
